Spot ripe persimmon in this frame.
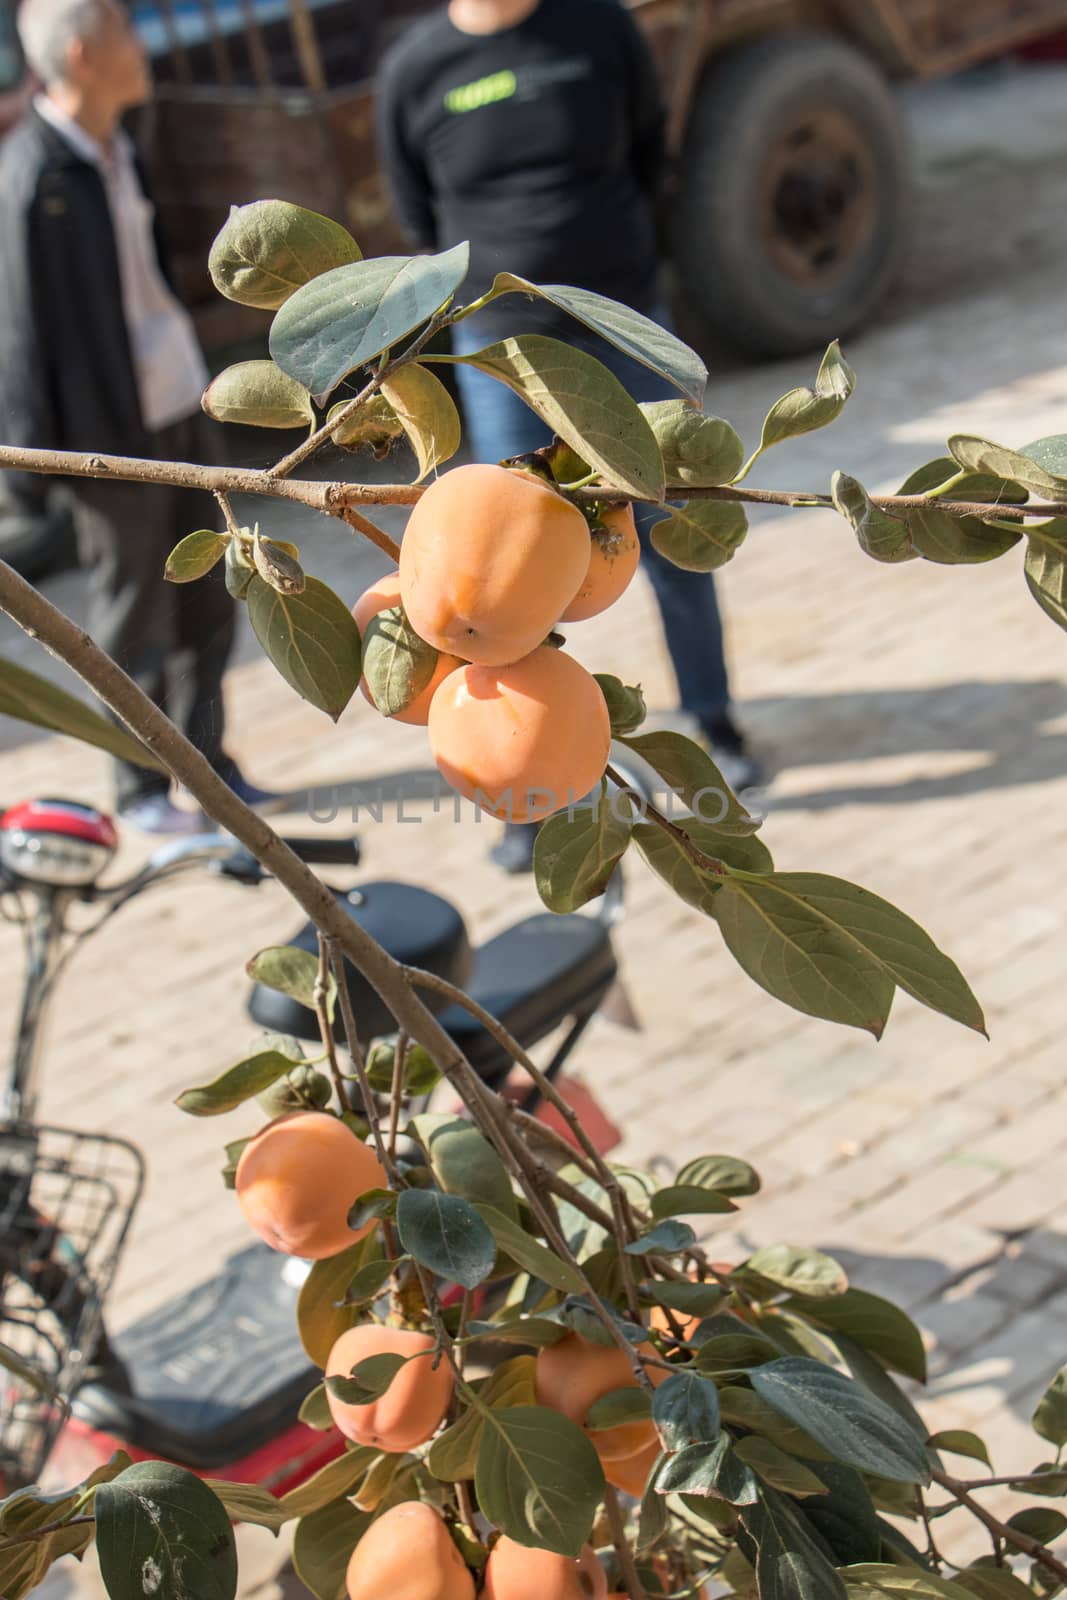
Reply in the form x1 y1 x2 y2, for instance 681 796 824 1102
603 1436 660 1498
235 1111 386 1260
479 1536 607 1600
325 1324 453 1451
428 646 611 823
346 1501 474 1600
561 504 641 622
534 1331 663 1462
352 569 462 725
399 464 590 665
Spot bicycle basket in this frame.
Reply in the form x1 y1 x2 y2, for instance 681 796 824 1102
0 1122 144 1490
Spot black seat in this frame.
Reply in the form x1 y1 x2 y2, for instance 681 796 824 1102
436 913 617 1088
71 1245 317 1469
247 882 473 1044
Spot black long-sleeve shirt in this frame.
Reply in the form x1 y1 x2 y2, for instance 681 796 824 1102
376 0 665 335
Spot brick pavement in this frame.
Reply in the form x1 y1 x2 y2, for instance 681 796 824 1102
7 73 1067 1592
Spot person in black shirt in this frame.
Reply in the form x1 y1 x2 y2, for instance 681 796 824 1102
377 0 761 870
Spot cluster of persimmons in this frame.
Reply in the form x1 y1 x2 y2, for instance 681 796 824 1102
354 463 640 822
231 1109 699 1599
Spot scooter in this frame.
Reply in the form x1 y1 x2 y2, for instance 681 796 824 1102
0 787 631 1497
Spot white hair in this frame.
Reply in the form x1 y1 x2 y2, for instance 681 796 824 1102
16 0 114 85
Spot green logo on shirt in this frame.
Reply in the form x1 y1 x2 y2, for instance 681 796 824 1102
445 69 517 114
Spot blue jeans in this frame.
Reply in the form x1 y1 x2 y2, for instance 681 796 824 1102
449 310 731 731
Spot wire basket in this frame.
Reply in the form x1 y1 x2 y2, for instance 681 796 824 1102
0 1122 144 1490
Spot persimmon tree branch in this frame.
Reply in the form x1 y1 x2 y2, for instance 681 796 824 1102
0 444 1060 525
931 1469 1067 1586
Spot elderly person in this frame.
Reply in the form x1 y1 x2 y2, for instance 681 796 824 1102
0 0 277 831
377 0 762 872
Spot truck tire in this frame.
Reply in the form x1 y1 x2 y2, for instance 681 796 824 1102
673 30 910 358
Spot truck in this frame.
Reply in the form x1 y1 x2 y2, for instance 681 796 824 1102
2 0 1067 359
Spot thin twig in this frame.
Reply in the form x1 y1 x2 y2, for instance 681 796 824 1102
0 1516 95 1551
388 1031 409 1165
215 489 241 537
314 932 348 1113
603 1485 648 1600
931 1470 1067 1586
339 505 401 562
606 763 728 877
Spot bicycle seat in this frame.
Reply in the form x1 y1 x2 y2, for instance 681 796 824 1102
70 1244 318 1470
438 912 617 1088
247 881 473 1043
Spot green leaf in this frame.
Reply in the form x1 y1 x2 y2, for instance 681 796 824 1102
924 1429 990 1466
677 1154 762 1198
246 945 333 1014
165 528 230 582
719 1386 830 1460
652 1369 721 1450
326 1351 409 1405
174 1049 296 1116
786 1289 926 1382
361 604 439 718
396 1188 496 1289
474 1404 604 1556
645 1280 726 1319
225 536 255 599
907 505 1020 565
209 199 361 311
831 473 915 564
0 1341 62 1401
737 1246 848 1300
270 244 470 400
428 1355 535 1481
1025 520 1067 632
202 359 315 429
352 1449 416 1514
593 674 647 736
341 1255 402 1307
278 1446 379 1519
655 1435 759 1504
735 1438 828 1497
896 457 1029 503
0 654 165 772
585 1386 653 1431
834 1336 929 1448
793 1462 881 1565
95 1461 237 1600
291 1498 370 1600
380 363 462 482
649 1184 737 1219
252 532 306 596
446 335 665 500
465 1316 568 1347
298 1383 333 1431
650 499 749 572
1012 1463 1067 1496
297 1234 381 1365
947 433 1067 497
534 790 635 913
1032 1364 1067 1447
327 392 405 450
750 1359 932 1484
202 1479 287 1531
620 729 761 833
713 870 985 1037
633 820 770 918
625 1218 697 1254
740 1488 848 1600
756 342 856 457
640 400 744 485
221 1135 251 1189
410 1115 518 1221
473 1203 586 1294
1008 1506 1067 1543
841 1565 977 1600
637 1473 670 1550
954 1568 1038 1600
246 574 362 720
481 274 707 404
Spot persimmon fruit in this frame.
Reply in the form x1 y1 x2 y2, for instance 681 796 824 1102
603 1436 660 1498
399 464 590 665
479 1536 607 1600
346 1501 474 1600
352 569 462 725
234 1111 386 1260
561 504 641 622
428 645 611 823
534 1330 663 1462
325 1323 453 1451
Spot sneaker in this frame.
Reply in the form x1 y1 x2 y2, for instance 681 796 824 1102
119 794 204 835
490 822 539 874
214 762 287 814
700 715 766 796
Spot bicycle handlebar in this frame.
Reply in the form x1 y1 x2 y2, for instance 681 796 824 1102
283 836 362 867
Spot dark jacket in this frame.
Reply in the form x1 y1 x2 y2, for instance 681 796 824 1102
0 106 154 514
